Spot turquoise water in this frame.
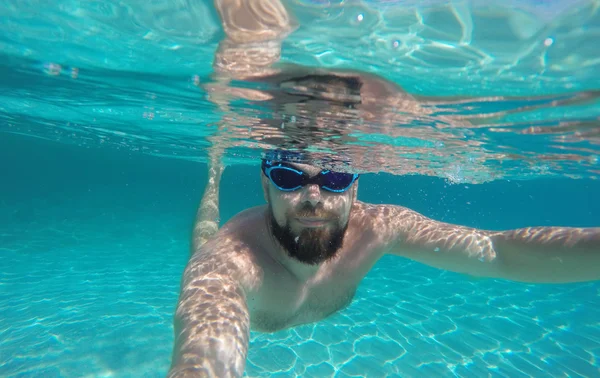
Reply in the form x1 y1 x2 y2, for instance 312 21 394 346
2 133 599 377
2 0 600 377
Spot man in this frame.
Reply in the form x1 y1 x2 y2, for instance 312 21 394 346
168 1 600 377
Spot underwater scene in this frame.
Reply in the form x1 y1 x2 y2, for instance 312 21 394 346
1 0 599 376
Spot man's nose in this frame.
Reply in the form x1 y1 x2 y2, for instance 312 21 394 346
302 184 322 206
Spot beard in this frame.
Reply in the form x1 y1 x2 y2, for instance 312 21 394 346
269 202 348 265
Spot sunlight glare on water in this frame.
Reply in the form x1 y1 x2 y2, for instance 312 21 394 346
0 0 599 184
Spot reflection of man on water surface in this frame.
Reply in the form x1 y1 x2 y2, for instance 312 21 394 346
168 1 600 377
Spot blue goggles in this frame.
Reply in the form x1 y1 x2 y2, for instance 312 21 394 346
261 160 359 193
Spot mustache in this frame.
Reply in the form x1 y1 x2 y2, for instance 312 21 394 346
294 203 333 218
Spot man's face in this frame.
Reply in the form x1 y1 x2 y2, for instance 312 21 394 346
262 162 357 265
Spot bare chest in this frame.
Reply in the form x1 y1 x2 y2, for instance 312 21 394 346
249 277 358 332
248 252 380 332
243 211 384 332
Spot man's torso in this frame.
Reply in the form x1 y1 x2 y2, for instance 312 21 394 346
213 202 391 332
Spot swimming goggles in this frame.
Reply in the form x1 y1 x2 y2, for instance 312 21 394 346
261 160 359 193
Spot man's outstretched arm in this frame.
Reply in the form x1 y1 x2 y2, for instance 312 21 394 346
190 0 295 254
489 227 600 283
171 0 293 376
168 240 256 378
377 205 600 283
191 148 224 254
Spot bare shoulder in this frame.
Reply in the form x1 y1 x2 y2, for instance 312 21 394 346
349 201 427 241
185 206 267 294
351 201 417 224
